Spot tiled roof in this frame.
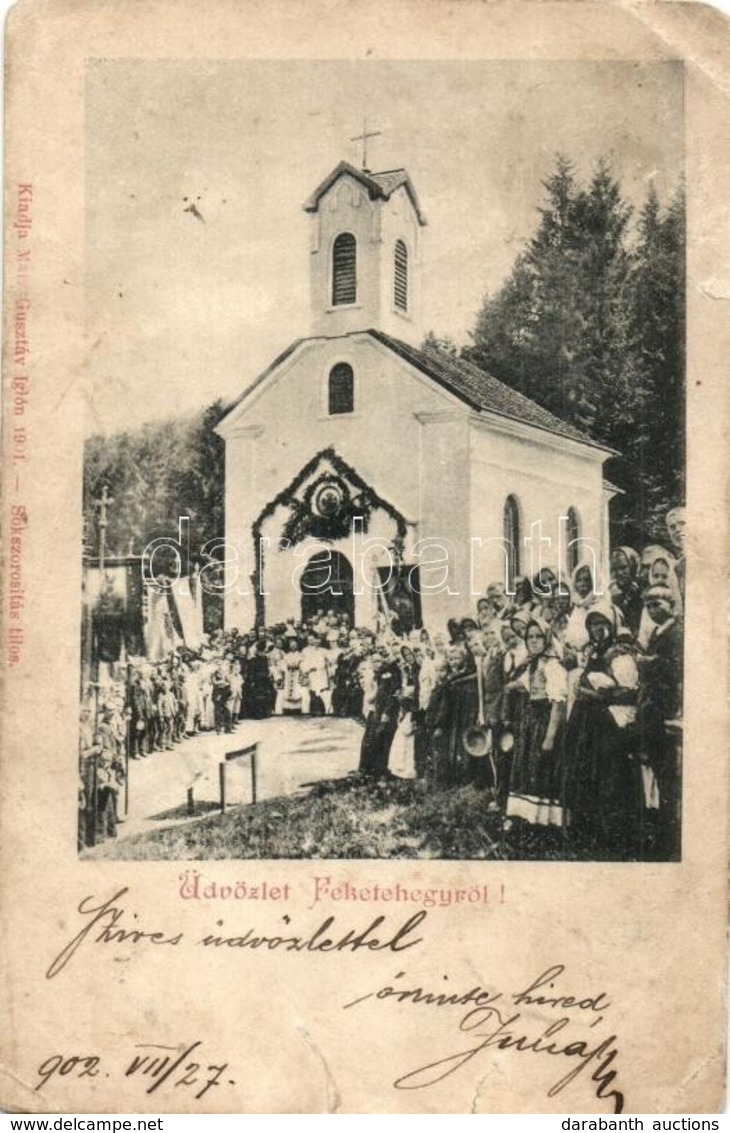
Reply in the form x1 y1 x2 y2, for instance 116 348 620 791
366 329 610 450
369 169 409 195
302 161 427 225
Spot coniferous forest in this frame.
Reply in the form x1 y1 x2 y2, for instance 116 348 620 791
454 156 685 544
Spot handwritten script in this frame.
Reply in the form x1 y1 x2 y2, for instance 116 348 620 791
344 966 624 1112
46 887 427 980
44 889 623 1110
35 1040 234 1104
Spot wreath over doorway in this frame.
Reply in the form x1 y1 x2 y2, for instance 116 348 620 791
281 474 369 545
250 446 411 625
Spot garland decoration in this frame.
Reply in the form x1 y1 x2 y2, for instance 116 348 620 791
280 474 376 546
250 446 411 625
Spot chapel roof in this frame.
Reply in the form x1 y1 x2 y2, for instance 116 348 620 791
217 328 611 454
367 329 609 450
302 161 427 225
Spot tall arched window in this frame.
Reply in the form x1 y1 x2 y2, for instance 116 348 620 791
332 233 357 306
328 363 354 415
566 506 581 574
503 495 521 591
394 239 408 311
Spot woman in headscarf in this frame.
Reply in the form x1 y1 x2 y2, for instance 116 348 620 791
499 610 531 799
609 547 643 635
498 619 527 813
564 562 600 717
565 563 599 649
476 596 493 629
416 630 439 715
504 615 567 840
637 545 683 648
390 645 421 780
563 602 644 858
531 567 559 620
503 611 529 677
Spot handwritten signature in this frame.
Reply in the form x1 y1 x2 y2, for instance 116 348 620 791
344 965 624 1112
35 1041 235 1101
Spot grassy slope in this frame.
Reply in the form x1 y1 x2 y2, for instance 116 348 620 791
87 777 588 862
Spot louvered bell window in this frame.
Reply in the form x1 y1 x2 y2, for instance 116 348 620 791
394 239 408 311
332 233 357 306
328 363 354 415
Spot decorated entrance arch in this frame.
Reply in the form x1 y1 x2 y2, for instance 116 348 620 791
251 446 412 626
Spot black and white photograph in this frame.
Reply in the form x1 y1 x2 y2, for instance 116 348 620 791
78 59 685 864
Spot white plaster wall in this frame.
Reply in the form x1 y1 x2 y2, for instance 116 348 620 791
309 175 384 338
219 336 610 630
220 427 259 630
415 413 473 629
468 419 608 600
308 177 423 343
220 334 470 628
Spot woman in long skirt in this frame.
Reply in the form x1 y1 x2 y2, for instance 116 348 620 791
563 602 644 858
505 616 567 839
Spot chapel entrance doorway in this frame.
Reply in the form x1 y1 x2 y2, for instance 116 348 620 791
300 550 355 625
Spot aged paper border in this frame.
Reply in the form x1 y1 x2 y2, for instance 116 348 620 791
2 0 729 1114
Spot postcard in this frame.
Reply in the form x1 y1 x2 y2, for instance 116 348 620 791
1 0 728 1114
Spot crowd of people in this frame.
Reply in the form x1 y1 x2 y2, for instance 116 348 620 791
79 510 685 860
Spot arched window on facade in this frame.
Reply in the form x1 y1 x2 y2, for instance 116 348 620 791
566 506 581 574
503 495 521 591
394 239 408 311
332 232 357 306
328 363 354 416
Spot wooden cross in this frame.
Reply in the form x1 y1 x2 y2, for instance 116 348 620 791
350 116 382 172
94 482 114 570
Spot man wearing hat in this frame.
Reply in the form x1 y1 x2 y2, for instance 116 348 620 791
665 507 686 602
640 585 683 718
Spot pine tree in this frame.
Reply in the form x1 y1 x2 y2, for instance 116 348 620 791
422 330 459 357
466 155 684 544
619 181 685 538
468 156 593 424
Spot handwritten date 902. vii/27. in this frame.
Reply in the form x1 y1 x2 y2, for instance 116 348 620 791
35 1042 235 1102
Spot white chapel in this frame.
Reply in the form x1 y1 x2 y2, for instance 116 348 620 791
215 159 614 632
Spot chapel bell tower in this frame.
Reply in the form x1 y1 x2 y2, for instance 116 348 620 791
303 158 427 345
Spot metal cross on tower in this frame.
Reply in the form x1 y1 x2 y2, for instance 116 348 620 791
350 116 382 172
